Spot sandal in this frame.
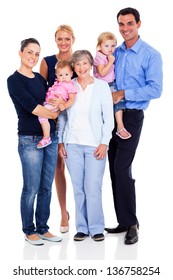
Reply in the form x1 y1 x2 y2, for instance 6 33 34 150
116 127 131 140
37 137 52 149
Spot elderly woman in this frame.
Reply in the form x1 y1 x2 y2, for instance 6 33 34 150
58 50 114 241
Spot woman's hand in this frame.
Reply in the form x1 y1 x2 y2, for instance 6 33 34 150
48 95 65 108
94 144 107 160
58 143 67 158
32 104 59 119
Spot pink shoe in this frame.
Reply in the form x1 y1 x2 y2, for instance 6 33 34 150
116 127 131 140
37 137 52 149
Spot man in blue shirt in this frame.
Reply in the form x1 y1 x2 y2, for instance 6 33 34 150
105 7 163 244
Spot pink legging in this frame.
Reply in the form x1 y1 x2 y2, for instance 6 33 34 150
38 103 58 124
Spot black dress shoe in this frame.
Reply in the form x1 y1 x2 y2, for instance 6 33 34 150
105 225 128 233
124 226 138 245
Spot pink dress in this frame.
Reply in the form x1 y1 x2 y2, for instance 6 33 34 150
39 80 77 124
45 80 77 102
93 51 115 83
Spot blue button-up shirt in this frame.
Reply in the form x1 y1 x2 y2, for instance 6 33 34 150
114 37 163 110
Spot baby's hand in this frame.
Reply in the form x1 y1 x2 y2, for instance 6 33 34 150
107 54 115 64
59 104 66 111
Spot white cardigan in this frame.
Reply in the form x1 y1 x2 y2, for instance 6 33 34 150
58 78 114 146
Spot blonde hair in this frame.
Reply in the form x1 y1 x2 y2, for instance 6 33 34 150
55 24 75 40
96 32 117 49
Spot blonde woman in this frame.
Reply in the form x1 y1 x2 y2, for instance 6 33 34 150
40 25 76 233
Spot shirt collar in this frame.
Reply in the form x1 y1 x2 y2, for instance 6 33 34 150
120 37 143 53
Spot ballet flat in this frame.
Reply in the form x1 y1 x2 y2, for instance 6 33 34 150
25 236 44 246
38 234 62 242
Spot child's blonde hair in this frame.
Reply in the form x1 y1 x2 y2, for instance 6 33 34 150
96 32 117 49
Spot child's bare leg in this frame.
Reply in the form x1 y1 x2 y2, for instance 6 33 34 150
115 110 124 132
40 121 51 139
115 110 131 139
37 120 52 148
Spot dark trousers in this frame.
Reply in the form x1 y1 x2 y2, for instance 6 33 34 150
108 109 144 226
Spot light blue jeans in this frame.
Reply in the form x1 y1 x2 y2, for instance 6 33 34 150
65 144 106 236
108 82 126 113
114 99 126 113
18 133 58 235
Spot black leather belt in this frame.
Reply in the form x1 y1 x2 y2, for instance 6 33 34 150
125 109 142 112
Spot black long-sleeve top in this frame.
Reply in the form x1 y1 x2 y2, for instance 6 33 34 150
7 71 56 135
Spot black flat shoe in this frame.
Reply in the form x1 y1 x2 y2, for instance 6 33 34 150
124 226 138 245
92 233 105 241
105 225 128 233
74 232 88 241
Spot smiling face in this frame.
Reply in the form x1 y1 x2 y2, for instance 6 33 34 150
73 56 92 79
55 30 75 54
118 13 141 48
19 43 40 69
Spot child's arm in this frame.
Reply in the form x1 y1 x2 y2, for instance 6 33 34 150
59 93 76 111
97 54 115 77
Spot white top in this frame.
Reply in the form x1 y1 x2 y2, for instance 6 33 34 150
68 82 97 146
58 78 114 146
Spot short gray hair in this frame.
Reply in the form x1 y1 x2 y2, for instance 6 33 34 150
71 50 94 67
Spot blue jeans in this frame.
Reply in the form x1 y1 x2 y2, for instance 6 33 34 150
114 99 126 113
108 82 126 113
65 144 106 236
18 133 58 235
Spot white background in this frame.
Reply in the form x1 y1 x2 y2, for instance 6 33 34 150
0 0 172 279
